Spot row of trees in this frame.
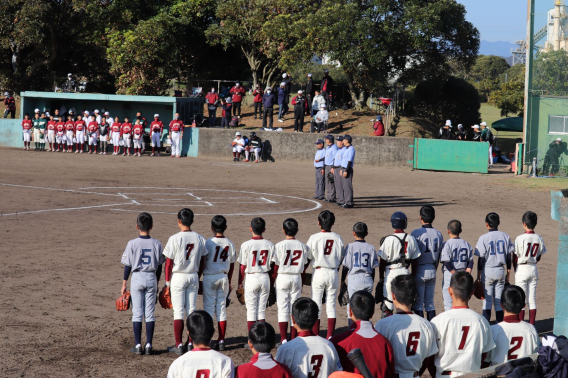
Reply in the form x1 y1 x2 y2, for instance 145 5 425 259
0 0 480 108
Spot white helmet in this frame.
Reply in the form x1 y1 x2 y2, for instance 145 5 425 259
34 108 40 113
282 73 287 78
4 92 9 96
154 114 159 118
94 109 99 114
235 132 241 136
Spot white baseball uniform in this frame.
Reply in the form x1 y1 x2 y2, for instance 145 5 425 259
275 332 343 378
167 348 234 378
514 231 546 310
378 232 420 311
431 307 495 377
232 138 245 153
163 231 207 320
306 231 345 319
203 236 237 322
273 238 312 322
375 312 438 378
486 318 539 366
238 237 276 321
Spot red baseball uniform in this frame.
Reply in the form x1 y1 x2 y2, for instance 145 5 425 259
47 120 56 131
169 119 183 132
150 120 163 133
133 124 144 136
74 119 86 131
236 353 293 378
330 321 395 377
56 122 65 134
65 121 75 132
111 122 121 133
88 121 99 134
22 119 33 130
121 123 132 135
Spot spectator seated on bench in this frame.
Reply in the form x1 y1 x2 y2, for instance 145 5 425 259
312 104 329 133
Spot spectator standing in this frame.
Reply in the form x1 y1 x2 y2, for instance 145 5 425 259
314 104 329 133
306 74 315 114
456 124 467 140
252 85 264 120
99 116 109 154
324 135 337 203
65 73 76 92
481 122 494 168
543 138 564 176
292 90 308 132
320 69 334 105
314 139 326 200
229 82 246 118
472 124 481 141
312 91 325 116
438 120 453 140
221 98 233 129
3 92 15 118
282 73 292 99
278 83 288 122
262 87 277 130
205 88 219 126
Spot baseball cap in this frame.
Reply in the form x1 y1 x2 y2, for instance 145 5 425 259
298 90 303 94
308 73 312 77
280 82 285 87
34 108 40 113
344 135 352 143
282 73 287 78
480 121 487 126
154 114 159 118
4 92 9 96
324 69 329 73
337 136 345 141
557 138 562 141
104 111 110 115
473 124 480 129
315 139 324 144
84 110 90 115
235 132 241 136
67 73 72 76
236 83 240 86
458 124 463 129
325 134 334 141
445 120 451 127
321 104 327 108
266 86 272 90
94 109 99 114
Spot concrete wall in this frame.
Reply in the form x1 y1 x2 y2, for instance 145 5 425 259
197 128 413 167
0 119 23 148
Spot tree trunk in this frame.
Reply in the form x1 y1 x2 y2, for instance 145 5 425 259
346 73 368 110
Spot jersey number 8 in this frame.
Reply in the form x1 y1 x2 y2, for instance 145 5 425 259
324 240 334 255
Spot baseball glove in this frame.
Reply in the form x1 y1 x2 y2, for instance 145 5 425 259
267 286 277 307
473 279 485 300
303 273 313 286
116 291 131 311
338 283 349 307
327 172 334 184
236 287 246 305
159 286 173 309
375 280 384 304
231 141 237 146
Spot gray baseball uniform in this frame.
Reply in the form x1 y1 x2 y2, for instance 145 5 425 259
439 238 474 311
333 146 345 205
475 230 514 311
410 225 443 314
121 236 164 322
324 143 338 201
315 147 326 199
342 240 378 316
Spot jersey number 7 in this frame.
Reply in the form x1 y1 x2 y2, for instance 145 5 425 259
186 243 194 260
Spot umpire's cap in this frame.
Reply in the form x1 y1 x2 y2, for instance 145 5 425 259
325 135 334 142
391 211 407 229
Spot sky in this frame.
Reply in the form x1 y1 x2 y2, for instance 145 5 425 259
458 0 528 43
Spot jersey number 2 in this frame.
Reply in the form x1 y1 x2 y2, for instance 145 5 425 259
186 243 194 260
406 332 420 356
307 354 323 378
195 370 210 378
508 337 523 360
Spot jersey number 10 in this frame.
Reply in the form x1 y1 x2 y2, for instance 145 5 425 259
525 243 539 258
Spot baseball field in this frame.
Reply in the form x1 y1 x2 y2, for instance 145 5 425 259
0 147 557 377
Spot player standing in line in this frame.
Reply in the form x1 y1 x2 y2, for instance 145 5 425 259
410 206 444 320
163 208 207 355
431 271 495 377
375 275 438 378
121 117 133 156
475 212 514 323
150 114 163 156
169 112 183 158
276 297 343 377
55 117 65 152
439 220 474 311
273 218 312 345
237 217 276 335
74 114 86 154
132 119 144 157
119 212 164 355
485 285 540 366
110 117 122 155
513 211 546 324
167 311 235 378
339 222 379 327
87 117 99 154
64 115 75 153
236 322 293 378
332 291 395 377
202 215 237 351
378 212 420 317
22 114 32 150
331 137 345 207
306 210 345 339
46 115 56 152
99 116 109 154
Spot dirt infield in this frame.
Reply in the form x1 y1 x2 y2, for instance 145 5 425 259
0 147 558 377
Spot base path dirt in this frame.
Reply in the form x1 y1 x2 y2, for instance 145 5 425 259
0 147 557 377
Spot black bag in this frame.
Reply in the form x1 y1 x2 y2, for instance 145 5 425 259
495 357 541 378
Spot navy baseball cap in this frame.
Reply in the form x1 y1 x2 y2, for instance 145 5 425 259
315 139 324 144
344 135 352 143
337 136 344 141
325 135 334 141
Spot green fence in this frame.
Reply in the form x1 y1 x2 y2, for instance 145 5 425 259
412 138 489 174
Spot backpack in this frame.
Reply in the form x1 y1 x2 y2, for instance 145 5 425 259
230 116 239 127
495 357 541 378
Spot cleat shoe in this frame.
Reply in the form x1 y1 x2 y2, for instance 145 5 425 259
342 204 354 208
130 346 143 355
145 345 153 355
244 159 249 162
168 345 185 355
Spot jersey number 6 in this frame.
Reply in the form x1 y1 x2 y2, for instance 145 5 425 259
406 332 420 356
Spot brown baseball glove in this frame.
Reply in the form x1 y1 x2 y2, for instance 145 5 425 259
116 291 131 311
159 286 173 309
236 287 246 305
231 141 237 146
473 279 485 300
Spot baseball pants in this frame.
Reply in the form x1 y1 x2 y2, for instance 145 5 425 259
89 134 98 145
66 131 74 146
123 133 131 149
315 167 325 199
112 131 121 146
441 269 455 311
263 108 273 128
414 264 437 312
171 272 199 320
23 130 31 143
333 167 344 205
245 272 270 322
325 165 336 201
233 102 242 117
131 271 157 322
482 266 506 311
515 264 538 309
383 267 410 311
47 130 55 144
488 144 493 165
56 133 64 144
276 274 302 323
203 273 229 322
170 131 181 156
342 170 354 206
312 268 339 319
346 273 373 317
233 146 245 154
133 136 142 149
33 129 41 146
151 132 161 148
76 130 84 145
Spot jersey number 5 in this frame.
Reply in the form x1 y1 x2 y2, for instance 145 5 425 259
195 370 210 378
508 337 523 360
186 243 194 260
307 354 323 378
406 332 420 356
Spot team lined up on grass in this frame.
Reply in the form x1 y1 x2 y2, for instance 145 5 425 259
120 206 545 377
20 110 185 157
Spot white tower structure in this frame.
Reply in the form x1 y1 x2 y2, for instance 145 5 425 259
543 0 568 52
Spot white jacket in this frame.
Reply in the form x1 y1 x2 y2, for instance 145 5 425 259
315 110 329 123
312 94 325 111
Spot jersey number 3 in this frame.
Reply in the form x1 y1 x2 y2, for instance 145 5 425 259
307 354 323 378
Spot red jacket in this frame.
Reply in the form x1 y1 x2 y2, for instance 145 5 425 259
235 353 292 378
4 96 15 110
230 86 246 103
205 92 219 105
253 89 264 103
291 95 308 113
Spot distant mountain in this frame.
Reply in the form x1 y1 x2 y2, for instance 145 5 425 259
479 40 516 58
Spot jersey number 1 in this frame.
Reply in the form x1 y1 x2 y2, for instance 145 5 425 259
458 326 470 350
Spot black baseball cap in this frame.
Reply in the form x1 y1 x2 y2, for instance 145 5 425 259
325 135 334 142
337 136 344 141
315 139 324 145
344 135 352 143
